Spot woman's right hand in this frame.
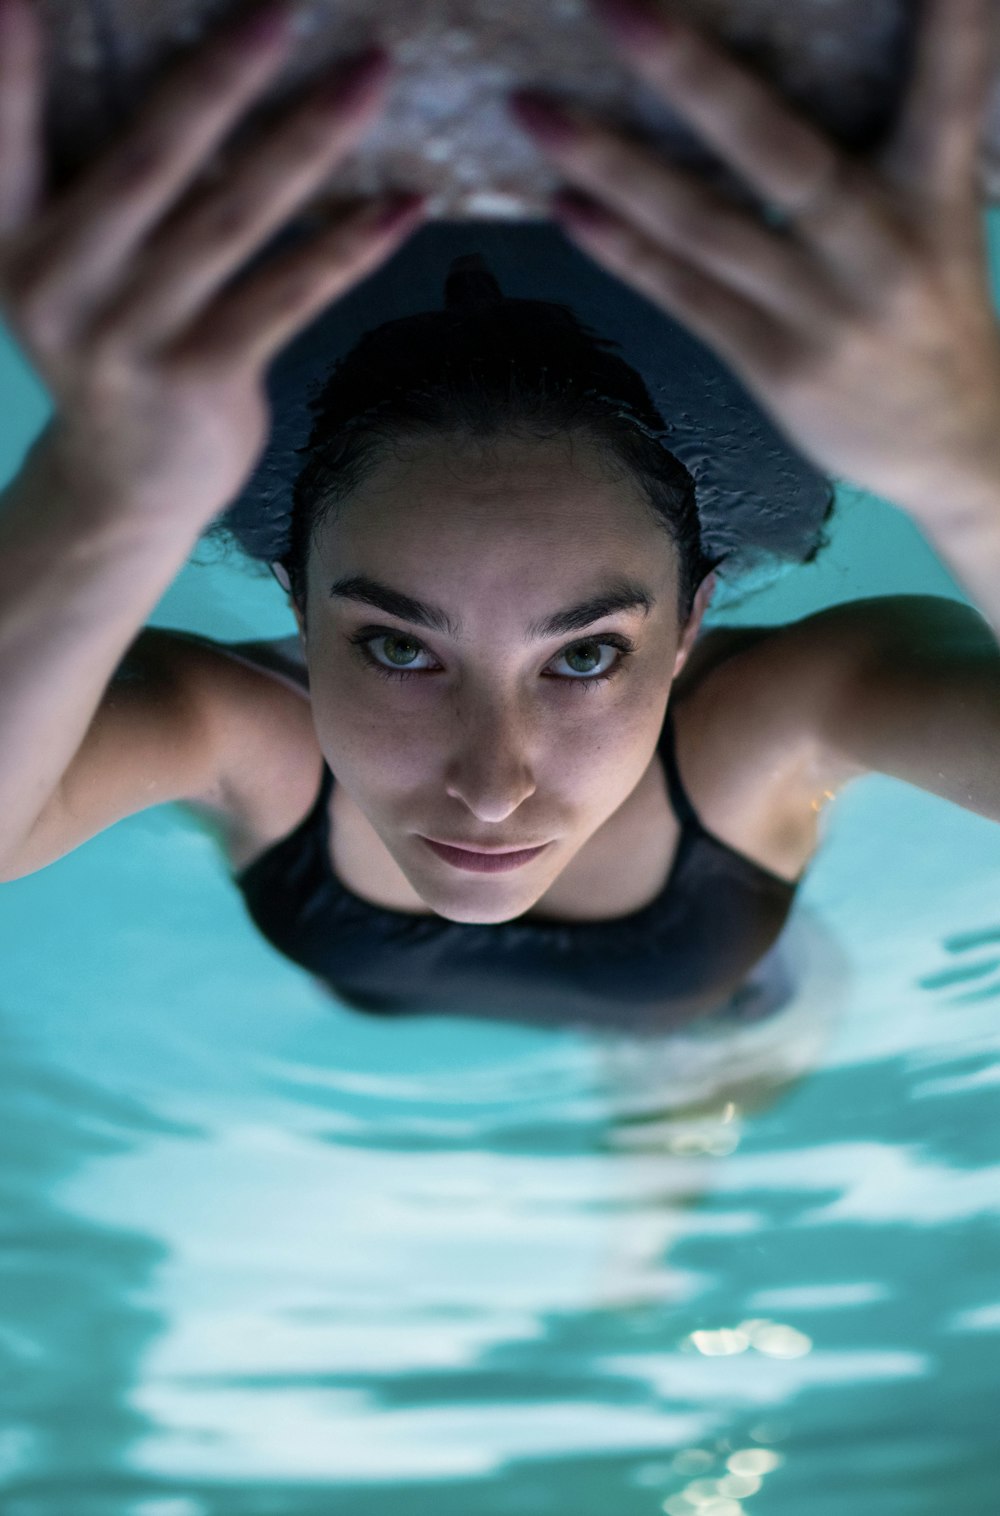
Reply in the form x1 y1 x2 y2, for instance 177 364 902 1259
0 0 425 527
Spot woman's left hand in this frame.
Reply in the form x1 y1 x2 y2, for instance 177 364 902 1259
509 0 1000 520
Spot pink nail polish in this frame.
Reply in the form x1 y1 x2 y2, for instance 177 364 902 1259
321 47 392 109
510 92 581 146
592 0 673 47
371 192 427 233
233 3 296 50
553 190 611 230
0 0 23 38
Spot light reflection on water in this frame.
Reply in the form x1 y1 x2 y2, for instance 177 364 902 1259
4 397 1000 1509
3 766 1000 1515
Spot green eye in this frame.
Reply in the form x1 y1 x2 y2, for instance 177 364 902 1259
380 634 422 668
348 628 636 688
560 641 605 676
348 630 434 682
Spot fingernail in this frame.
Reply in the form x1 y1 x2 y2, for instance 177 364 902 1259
510 91 582 146
0 0 25 39
592 0 675 47
553 189 612 229
324 46 392 108
232 2 297 50
367 191 427 234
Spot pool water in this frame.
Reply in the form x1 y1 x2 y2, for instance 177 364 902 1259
1 216 999 1516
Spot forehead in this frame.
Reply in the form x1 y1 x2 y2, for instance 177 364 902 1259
312 431 672 567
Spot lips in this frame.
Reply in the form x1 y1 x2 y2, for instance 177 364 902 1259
420 837 549 874
428 839 542 854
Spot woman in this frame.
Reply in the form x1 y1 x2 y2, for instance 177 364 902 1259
193 222 840 1024
2 0 998 1032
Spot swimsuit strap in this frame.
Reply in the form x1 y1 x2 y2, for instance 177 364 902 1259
317 757 336 815
659 700 704 833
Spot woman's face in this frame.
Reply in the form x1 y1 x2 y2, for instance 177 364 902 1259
289 431 714 924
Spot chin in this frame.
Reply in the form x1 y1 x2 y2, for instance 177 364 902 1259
421 887 538 927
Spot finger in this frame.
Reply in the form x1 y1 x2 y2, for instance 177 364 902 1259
553 191 800 394
881 0 994 203
590 2 842 209
510 95 841 329
587 0 899 274
9 1 301 324
99 51 394 351
179 194 426 372
0 0 46 235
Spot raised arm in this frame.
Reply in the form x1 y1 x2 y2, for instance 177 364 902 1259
0 0 423 876
512 0 1000 640
779 593 1000 825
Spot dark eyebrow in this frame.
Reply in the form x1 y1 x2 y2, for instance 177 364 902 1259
328 574 656 640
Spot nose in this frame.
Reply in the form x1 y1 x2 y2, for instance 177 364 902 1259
443 709 538 822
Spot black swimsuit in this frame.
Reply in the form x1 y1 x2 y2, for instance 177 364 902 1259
221 217 829 1032
233 700 800 1031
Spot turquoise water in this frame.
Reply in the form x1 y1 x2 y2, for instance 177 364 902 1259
2 216 1000 1514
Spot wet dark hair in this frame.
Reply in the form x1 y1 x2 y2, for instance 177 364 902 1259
205 253 834 633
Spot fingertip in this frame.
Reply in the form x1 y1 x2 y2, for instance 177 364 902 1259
591 0 678 50
368 190 428 235
325 46 394 111
552 188 613 231
0 0 38 45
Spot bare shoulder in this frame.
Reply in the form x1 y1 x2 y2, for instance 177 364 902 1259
678 594 999 865
699 592 997 757
680 597 926 781
169 632 323 862
751 593 1000 827
672 601 903 880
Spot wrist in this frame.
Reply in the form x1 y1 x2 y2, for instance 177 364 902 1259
18 424 210 546
890 447 1000 532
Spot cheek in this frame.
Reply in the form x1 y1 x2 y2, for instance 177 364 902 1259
532 705 664 828
314 687 427 800
563 714 658 806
